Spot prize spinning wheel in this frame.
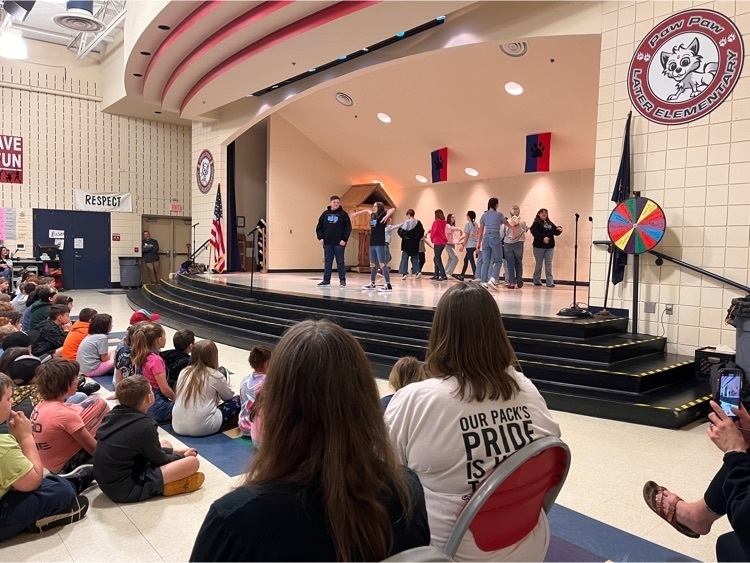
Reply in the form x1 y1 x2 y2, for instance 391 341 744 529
607 197 666 254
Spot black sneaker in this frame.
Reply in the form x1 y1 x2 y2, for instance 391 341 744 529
58 464 95 494
362 282 376 290
317 281 330 286
340 281 346 287
78 382 100 395
517 277 524 288
378 284 393 292
29 495 89 534
451 274 463 281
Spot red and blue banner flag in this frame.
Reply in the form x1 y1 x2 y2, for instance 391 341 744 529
524 133 551 173
431 147 448 183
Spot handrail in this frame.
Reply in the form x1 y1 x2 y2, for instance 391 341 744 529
593 240 750 295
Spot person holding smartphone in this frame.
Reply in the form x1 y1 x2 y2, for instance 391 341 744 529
642 399 750 561
530 209 563 287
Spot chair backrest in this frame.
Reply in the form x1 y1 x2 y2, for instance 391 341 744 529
443 436 571 557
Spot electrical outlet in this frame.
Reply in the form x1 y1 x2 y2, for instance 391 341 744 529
645 302 656 313
665 304 674 315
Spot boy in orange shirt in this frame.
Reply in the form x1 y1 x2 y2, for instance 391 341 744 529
61 308 97 361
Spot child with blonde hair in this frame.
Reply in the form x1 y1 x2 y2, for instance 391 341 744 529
238 345 272 447
381 356 426 410
172 340 241 437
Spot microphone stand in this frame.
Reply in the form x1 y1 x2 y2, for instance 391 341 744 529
245 226 261 302
558 213 593 318
190 223 199 265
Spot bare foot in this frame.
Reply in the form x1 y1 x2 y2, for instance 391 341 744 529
656 489 715 535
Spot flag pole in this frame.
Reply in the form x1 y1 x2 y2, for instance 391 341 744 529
594 244 617 319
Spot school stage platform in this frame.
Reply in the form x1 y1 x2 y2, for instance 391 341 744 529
128 271 712 429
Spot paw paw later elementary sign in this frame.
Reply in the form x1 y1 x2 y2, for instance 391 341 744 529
628 9 744 126
0 135 22 184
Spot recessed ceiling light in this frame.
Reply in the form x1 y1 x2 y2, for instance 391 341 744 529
436 16 446 21
377 112 391 123
504 81 523 95
396 32 405 38
339 55 347 61
308 68 316 72
361 47 369 52
415 175 427 183
271 85 279 89
465 167 479 176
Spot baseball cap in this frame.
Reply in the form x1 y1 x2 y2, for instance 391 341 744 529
10 355 41 385
129 309 161 324
2 330 39 350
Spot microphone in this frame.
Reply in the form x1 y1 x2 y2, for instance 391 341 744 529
575 213 580 219
192 223 199 227
246 226 261 237
588 216 593 222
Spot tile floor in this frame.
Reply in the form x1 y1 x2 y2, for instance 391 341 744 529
0 289 730 562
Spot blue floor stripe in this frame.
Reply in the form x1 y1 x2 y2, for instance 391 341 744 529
160 424 255 477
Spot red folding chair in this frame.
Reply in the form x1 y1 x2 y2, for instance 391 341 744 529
443 436 571 558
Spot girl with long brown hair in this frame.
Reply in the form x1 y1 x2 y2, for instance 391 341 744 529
385 283 560 561
191 320 429 562
131 322 173 422
172 340 240 437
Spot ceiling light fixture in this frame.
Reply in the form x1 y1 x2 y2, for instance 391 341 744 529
415 175 428 183
504 81 524 95
436 16 446 21
0 28 28 60
339 55 347 61
308 68 316 72
465 167 479 176
377 112 391 123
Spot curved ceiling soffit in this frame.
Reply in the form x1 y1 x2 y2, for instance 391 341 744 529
159 1 292 106
144 1 222 87
180 0 379 116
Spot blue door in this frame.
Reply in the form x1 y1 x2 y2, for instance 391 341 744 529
33 209 111 289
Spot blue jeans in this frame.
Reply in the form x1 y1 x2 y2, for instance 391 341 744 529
369 246 390 283
147 389 173 422
433 245 446 278
480 232 503 283
0 267 10 284
533 247 555 285
504 242 524 285
399 252 420 275
323 244 346 283
0 475 77 542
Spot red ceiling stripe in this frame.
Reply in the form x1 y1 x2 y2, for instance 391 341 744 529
162 0 293 105
144 1 223 86
180 0 379 114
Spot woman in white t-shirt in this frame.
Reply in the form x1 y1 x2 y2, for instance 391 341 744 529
384 283 561 562
172 340 240 437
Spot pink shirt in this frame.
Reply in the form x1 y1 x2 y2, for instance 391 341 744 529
430 219 448 245
31 401 86 473
141 352 166 389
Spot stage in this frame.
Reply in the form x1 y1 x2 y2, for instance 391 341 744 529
197 271 589 318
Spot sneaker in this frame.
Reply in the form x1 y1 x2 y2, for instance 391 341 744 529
489 277 499 287
415 272 422 279
340 281 346 287
58 465 95 494
29 495 89 533
438 277 448 281
362 282 376 290
317 281 330 286
547 283 555 287
378 284 393 292
402 274 408 280
533 282 543 286
78 382 101 395
429 276 438 281
452 274 464 281
480 282 489 289
517 278 524 288
163 472 205 497
508 284 516 290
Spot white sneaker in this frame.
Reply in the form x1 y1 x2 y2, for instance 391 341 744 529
481 282 489 289
415 272 422 279
489 277 499 287
362 282 376 290
402 274 408 280
378 284 393 292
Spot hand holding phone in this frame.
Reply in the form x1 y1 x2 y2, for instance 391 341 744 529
716 369 743 420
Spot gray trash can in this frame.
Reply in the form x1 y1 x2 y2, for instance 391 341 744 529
119 256 142 288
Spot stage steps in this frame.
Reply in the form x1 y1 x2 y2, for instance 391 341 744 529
127 274 712 429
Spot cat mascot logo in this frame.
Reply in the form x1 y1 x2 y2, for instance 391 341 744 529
628 9 743 125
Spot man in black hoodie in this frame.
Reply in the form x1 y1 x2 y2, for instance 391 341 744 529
315 195 352 287
94 376 204 503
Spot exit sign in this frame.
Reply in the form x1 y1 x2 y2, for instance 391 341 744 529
171 203 181 212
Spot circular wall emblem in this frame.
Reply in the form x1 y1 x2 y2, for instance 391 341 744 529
628 9 743 125
196 149 215 194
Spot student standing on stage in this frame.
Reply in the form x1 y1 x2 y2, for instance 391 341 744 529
315 195 352 288
425 210 448 282
444 214 463 280
458 211 479 280
500 205 528 290
476 198 512 289
362 202 396 292
530 208 563 287
398 210 425 279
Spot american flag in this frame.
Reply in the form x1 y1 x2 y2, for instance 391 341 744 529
210 186 226 273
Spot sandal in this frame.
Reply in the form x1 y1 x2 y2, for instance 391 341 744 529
642 481 700 539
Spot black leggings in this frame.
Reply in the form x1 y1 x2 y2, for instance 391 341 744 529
705 458 750 562
461 247 477 277
433 245 446 278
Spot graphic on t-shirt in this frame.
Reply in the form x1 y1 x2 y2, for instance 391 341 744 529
326 215 339 224
460 406 534 492
370 219 377 227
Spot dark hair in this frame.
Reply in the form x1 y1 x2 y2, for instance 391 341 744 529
38 277 56 286
330 195 340 201
248 345 272 370
434 209 445 221
173 329 195 352
0 372 12 397
406 209 415 217
388 356 426 392
533 208 550 225
371 201 385 220
446 213 455 226
48 305 69 322
78 308 98 323
487 197 499 210
467 210 476 223
20 282 36 295
245 320 411 561
116 375 152 409
36 286 57 304
0 246 8 259
0 347 28 375
36 359 80 400
0 311 22 326
426 284 519 402
88 314 112 335
53 294 73 306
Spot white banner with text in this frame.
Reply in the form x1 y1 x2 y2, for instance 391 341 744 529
74 190 132 213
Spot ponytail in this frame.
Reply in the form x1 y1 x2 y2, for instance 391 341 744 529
131 322 164 368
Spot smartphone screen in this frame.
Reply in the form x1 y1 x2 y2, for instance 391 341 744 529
719 372 742 419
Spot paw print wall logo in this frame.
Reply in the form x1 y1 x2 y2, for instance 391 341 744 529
628 9 744 125
530 142 545 159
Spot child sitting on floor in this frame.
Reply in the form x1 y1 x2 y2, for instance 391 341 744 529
172 340 241 437
62 308 97 361
161 329 194 390
76 313 115 378
381 356 426 411
94 376 204 503
131 322 174 423
0 373 92 542
238 345 272 447
30 359 109 474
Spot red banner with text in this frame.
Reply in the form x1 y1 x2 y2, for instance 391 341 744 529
0 135 23 184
